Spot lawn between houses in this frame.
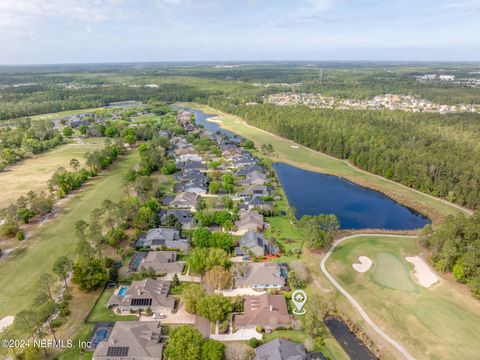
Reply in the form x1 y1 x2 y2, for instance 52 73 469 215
0 149 139 320
179 103 471 225
0 140 104 209
326 235 480 360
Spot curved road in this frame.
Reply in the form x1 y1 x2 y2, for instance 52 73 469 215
320 234 418 360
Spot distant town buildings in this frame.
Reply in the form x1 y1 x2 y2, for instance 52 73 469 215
265 92 480 114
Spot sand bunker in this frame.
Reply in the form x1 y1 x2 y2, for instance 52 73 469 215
405 256 439 288
0 316 14 333
290 145 299 149
352 256 373 273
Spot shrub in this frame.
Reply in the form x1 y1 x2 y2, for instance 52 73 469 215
58 301 70 317
0 221 19 237
50 318 64 328
248 338 262 348
16 231 25 241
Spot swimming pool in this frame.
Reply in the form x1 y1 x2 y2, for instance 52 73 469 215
91 328 109 348
118 286 128 297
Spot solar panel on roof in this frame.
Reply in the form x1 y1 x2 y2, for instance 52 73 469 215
152 239 165 245
106 346 129 357
131 298 152 306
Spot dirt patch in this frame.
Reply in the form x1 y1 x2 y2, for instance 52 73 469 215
352 256 373 273
0 316 14 333
405 256 439 288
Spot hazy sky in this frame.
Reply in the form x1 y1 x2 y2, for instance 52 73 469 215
1 0 480 64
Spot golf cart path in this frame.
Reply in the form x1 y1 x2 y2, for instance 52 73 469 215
320 234 418 360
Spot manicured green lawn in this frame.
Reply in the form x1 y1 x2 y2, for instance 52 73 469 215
327 235 480 360
31 107 105 121
57 324 95 360
0 149 139 319
263 330 347 360
86 288 137 323
180 103 470 223
0 140 104 209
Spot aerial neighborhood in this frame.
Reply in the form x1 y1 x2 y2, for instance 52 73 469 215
69 107 321 360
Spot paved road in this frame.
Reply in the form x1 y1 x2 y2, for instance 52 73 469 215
320 234 418 360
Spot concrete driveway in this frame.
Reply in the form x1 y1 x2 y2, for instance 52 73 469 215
210 327 262 341
139 301 195 324
216 288 266 297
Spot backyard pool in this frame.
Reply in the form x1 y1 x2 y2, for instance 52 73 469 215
118 286 128 297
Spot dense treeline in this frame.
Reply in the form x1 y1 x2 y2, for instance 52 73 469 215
210 102 480 209
0 84 207 120
421 213 480 297
0 119 64 170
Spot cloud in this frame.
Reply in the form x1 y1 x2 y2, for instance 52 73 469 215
0 0 130 30
306 0 335 11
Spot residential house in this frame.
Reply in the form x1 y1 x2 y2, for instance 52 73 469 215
170 191 198 210
107 279 175 314
241 171 267 186
231 154 258 169
173 171 207 195
236 165 265 177
234 232 275 257
136 227 190 252
174 178 207 195
254 338 307 360
222 146 243 159
176 153 203 163
137 251 184 275
235 294 293 331
235 210 264 235
173 169 207 183
159 209 195 229
234 262 286 290
239 185 272 198
240 197 273 212
93 321 163 360
177 160 206 171
177 109 194 126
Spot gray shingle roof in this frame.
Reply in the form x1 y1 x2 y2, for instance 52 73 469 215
93 321 163 359
255 338 306 360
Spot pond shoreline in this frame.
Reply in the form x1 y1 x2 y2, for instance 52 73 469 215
324 316 378 360
273 162 431 230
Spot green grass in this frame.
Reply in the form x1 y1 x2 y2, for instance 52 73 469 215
0 149 139 319
263 330 347 360
86 288 138 323
327 235 480 360
57 324 95 360
0 140 104 209
181 103 470 223
372 253 416 292
30 107 105 121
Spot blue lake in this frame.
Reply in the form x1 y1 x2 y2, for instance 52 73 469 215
273 162 431 230
190 108 237 138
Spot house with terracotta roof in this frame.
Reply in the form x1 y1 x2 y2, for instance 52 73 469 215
235 294 293 331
